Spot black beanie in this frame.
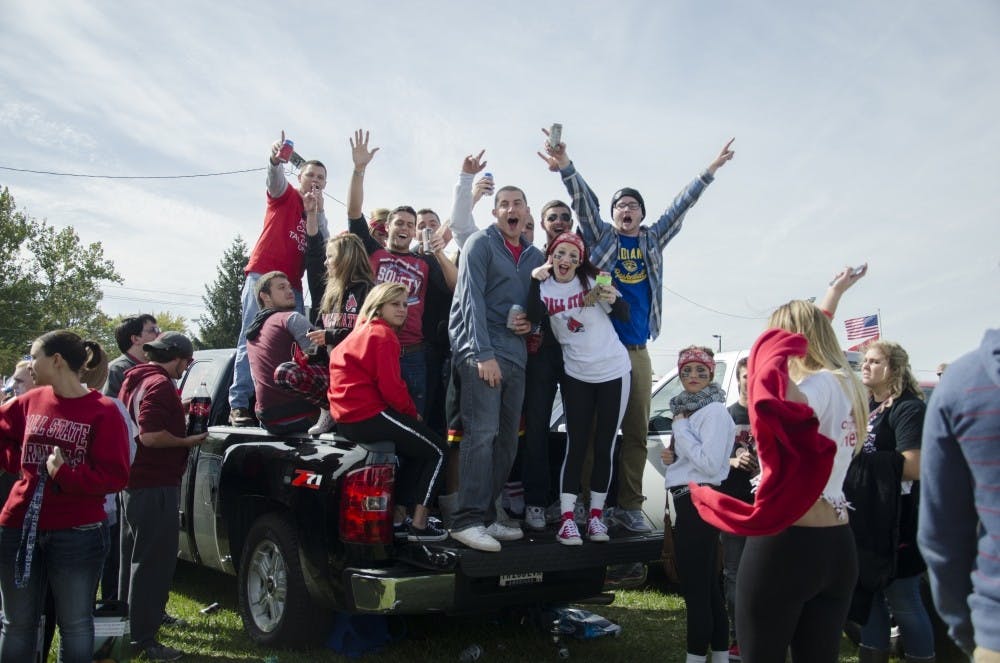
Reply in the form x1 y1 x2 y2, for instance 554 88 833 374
610 187 646 220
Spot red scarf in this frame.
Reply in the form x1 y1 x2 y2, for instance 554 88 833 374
690 328 837 536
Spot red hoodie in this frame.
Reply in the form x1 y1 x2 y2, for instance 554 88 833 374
118 363 190 488
328 319 416 423
0 387 130 530
690 328 837 536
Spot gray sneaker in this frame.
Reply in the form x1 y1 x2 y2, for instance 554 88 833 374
524 505 546 531
613 508 652 533
141 641 184 661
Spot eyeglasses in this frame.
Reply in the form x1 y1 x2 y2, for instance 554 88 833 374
546 212 572 223
614 202 641 212
143 326 161 335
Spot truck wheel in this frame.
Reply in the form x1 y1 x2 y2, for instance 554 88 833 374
237 513 322 646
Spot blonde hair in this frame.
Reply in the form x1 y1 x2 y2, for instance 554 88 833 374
865 340 923 402
767 300 869 447
319 234 374 316
358 282 407 324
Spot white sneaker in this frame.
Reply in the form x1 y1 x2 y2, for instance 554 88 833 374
485 521 523 541
450 525 501 552
556 518 583 546
308 409 335 435
587 515 610 542
524 506 546 531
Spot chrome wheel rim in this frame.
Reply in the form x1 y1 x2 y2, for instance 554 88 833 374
245 540 287 633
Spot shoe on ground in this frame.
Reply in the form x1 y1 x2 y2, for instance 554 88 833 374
140 640 184 661
557 517 583 546
408 521 449 542
587 515 610 542
450 525 501 552
485 521 523 541
228 407 255 427
728 642 741 661
524 505 547 531
308 409 335 434
161 612 188 627
613 508 652 533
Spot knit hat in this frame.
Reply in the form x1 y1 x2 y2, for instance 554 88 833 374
610 187 646 220
547 232 587 264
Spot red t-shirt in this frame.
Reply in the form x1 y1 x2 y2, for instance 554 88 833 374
245 183 307 291
118 363 190 489
369 249 431 347
328 319 417 423
0 387 130 530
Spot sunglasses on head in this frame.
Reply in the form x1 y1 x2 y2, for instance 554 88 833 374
546 212 572 223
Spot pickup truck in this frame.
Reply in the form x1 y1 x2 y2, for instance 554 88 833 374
175 349 662 647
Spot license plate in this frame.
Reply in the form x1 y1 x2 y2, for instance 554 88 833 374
499 571 543 587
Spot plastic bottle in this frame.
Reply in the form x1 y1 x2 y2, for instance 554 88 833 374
459 644 482 662
187 381 211 435
481 172 494 197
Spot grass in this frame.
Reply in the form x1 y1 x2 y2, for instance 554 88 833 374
108 562 876 662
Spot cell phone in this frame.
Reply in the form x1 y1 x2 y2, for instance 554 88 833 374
289 151 306 169
850 264 867 277
548 123 562 148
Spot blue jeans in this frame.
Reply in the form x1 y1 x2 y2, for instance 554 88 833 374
860 574 935 657
399 348 428 419
451 356 526 531
228 272 304 410
0 522 109 663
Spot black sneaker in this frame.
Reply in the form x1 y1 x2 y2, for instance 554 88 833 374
407 522 448 542
140 640 184 661
161 612 188 627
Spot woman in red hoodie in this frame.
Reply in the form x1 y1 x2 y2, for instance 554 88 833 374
328 282 448 543
0 331 130 663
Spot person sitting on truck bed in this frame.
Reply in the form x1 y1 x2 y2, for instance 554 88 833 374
328 282 449 543
246 271 322 434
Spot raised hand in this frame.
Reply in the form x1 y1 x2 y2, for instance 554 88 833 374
303 186 322 214
531 259 553 281
829 263 867 290
350 129 380 170
270 129 286 165
537 127 570 171
707 138 735 175
462 150 487 175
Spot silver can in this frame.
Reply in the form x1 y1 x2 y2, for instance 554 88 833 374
506 304 525 330
421 227 433 253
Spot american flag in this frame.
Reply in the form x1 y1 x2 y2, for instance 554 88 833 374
844 314 880 341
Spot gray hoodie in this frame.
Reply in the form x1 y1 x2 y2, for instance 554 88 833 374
448 224 544 369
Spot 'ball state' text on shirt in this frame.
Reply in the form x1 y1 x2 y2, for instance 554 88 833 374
24 414 90 467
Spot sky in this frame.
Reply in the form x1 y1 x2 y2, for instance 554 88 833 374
1 1 997 380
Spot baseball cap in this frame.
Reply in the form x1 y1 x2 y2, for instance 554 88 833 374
143 331 194 359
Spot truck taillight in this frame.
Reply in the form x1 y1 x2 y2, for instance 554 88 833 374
339 464 395 544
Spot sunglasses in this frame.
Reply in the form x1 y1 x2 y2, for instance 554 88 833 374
546 212 572 223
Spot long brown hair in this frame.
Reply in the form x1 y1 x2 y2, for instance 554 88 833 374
319 234 374 316
865 340 923 402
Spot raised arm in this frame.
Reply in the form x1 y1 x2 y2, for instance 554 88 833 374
449 150 487 249
346 129 379 220
817 264 867 318
538 130 612 251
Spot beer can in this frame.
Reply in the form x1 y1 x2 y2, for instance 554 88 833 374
421 227 433 253
506 304 525 330
277 139 294 162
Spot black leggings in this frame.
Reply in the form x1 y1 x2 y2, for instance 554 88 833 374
559 373 629 496
672 491 728 654
338 409 447 508
736 524 858 663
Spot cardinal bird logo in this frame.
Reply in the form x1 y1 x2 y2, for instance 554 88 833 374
566 317 584 333
346 293 358 313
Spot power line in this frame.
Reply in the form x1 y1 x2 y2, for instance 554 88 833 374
663 285 769 320
105 285 203 299
0 165 266 180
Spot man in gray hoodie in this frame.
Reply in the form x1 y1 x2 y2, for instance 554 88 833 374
447 180 545 552
919 329 1000 661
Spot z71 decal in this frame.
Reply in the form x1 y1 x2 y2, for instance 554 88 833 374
291 469 323 489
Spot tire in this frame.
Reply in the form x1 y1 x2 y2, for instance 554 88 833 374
237 512 325 647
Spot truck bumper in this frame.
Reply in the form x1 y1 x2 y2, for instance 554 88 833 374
346 566 456 613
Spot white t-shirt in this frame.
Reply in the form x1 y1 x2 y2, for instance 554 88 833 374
538 276 630 383
798 369 858 518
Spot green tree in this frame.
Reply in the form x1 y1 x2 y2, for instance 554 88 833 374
196 236 248 349
0 187 123 372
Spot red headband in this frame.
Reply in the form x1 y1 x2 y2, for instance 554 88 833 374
547 232 586 262
368 220 387 235
678 348 716 374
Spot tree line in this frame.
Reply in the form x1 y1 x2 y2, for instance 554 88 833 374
0 187 245 375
